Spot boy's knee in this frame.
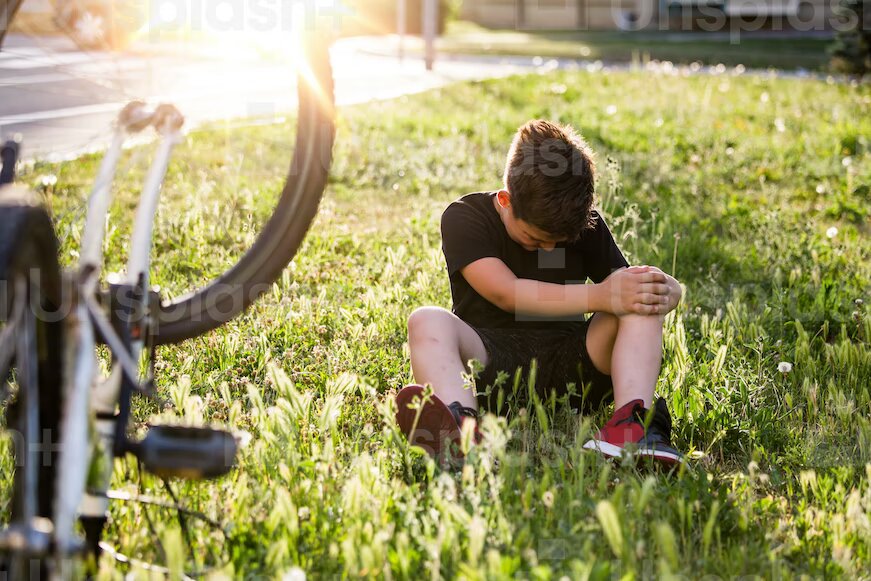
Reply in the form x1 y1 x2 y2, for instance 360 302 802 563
407 306 453 339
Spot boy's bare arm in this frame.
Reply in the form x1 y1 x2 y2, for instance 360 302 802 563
461 259 674 317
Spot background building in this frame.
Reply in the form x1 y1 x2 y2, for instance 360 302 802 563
460 0 838 32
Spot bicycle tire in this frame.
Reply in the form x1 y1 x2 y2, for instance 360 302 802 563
153 32 335 345
0 2 336 346
0 186 65 526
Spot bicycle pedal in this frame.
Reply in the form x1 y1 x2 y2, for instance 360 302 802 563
0 518 53 555
133 425 237 480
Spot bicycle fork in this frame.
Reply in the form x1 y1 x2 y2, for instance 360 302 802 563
56 102 186 569
57 101 238 573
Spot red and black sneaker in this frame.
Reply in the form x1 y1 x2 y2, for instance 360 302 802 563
583 398 684 466
395 384 480 463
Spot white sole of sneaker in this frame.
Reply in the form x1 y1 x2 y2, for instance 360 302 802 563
583 439 684 465
582 438 624 458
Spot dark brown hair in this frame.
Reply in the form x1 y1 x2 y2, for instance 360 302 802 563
503 120 597 241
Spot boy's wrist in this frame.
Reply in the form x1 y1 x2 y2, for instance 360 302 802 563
590 281 607 314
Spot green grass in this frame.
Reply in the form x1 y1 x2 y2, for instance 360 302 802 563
2 67 871 578
402 20 835 71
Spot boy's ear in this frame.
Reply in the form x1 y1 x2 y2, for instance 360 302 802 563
496 189 511 208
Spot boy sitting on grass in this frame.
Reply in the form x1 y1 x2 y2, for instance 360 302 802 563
395 120 684 466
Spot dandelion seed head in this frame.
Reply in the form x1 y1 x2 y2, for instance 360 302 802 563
778 361 793 374
542 490 555 508
826 226 838 239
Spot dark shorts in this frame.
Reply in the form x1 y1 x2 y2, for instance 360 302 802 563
470 315 614 415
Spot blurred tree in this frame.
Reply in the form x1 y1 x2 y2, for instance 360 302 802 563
829 0 871 76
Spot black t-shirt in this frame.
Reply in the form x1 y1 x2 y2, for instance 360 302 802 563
440 191 629 330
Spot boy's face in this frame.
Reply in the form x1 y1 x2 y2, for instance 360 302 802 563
493 190 566 252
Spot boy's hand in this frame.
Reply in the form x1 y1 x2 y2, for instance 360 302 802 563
599 266 671 316
639 265 683 314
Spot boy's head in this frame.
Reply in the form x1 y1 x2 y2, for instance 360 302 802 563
496 120 597 249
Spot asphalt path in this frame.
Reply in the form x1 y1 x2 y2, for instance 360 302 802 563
0 34 528 161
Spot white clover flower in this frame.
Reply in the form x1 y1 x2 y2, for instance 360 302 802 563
778 362 793 374
606 105 618 116
842 157 852 167
826 226 838 239
282 567 307 581
816 184 826 195
774 118 786 133
760 92 770 103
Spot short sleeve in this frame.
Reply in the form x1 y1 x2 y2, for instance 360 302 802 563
584 211 629 283
440 202 502 275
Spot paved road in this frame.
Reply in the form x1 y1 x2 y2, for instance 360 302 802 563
0 34 528 161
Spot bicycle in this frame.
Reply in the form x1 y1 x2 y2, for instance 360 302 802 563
0 0 336 576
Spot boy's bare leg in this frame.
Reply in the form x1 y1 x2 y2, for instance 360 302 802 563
585 312 664 409
407 307 489 410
